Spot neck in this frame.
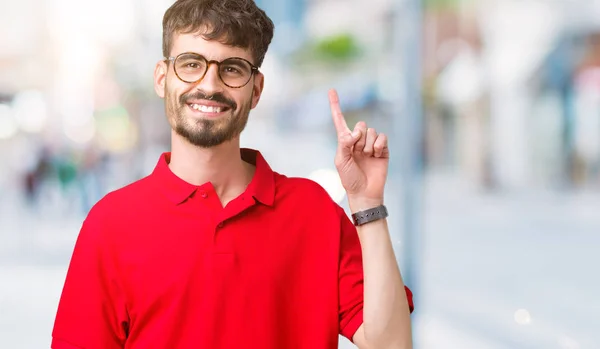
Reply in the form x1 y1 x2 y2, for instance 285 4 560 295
168 132 254 204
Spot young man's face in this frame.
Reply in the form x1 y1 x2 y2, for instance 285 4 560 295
154 31 264 148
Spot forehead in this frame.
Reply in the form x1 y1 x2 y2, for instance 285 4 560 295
170 32 253 63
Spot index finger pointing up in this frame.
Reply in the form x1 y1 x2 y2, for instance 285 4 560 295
328 89 350 135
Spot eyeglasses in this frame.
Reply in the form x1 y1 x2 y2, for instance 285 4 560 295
165 52 259 88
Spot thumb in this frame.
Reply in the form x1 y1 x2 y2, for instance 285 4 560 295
336 129 361 163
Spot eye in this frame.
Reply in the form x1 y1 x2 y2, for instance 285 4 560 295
223 66 241 74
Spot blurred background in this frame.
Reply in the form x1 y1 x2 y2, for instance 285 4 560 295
1 0 599 348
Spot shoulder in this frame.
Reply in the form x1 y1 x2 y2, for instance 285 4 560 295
85 175 154 222
274 172 332 199
77 175 156 248
273 172 347 216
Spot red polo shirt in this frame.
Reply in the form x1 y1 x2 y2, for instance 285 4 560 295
52 149 413 349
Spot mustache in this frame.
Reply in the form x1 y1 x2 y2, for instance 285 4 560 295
180 91 237 110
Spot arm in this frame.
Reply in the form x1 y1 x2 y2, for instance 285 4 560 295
336 203 413 348
328 89 412 349
52 206 128 349
349 199 412 349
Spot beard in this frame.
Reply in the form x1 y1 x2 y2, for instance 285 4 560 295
166 83 252 148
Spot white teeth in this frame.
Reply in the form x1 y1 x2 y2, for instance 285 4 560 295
191 104 223 113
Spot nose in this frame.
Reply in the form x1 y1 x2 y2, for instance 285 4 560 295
194 63 223 94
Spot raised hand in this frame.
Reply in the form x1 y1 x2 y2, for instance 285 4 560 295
328 89 389 205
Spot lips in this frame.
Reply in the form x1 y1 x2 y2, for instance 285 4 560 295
180 91 236 119
184 100 233 118
188 103 229 113
180 91 236 113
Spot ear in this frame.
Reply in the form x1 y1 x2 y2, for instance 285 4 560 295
154 60 168 98
250 71 264 109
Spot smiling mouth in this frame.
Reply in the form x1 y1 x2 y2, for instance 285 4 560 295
187 103 231 114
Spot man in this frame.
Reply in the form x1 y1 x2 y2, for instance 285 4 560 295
51 0 414 348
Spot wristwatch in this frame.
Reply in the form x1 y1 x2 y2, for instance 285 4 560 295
351 205 388 226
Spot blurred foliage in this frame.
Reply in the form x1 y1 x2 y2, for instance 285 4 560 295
290 33 363 67
424 0 471 10
313 33 361 61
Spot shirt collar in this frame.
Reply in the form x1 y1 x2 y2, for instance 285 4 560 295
152 148 275 206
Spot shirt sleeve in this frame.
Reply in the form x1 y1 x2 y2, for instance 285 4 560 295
52 204 128 349
337 206 365 341
405 285 415 313
336 207 415 342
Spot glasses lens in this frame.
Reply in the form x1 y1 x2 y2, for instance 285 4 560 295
219 58 253 87
174 53 207 83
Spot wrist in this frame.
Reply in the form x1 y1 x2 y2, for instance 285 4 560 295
347 195 384 212
351 204 388 226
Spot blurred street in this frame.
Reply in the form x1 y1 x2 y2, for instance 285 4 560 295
419 177 600 349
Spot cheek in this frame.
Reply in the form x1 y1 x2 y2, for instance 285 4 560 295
166 84 183 105
166 76 188 97
244 85 256 101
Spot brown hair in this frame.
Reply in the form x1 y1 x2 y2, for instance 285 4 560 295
162 0 275 67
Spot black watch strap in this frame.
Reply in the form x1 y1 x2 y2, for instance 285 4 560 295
351 205 388 226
